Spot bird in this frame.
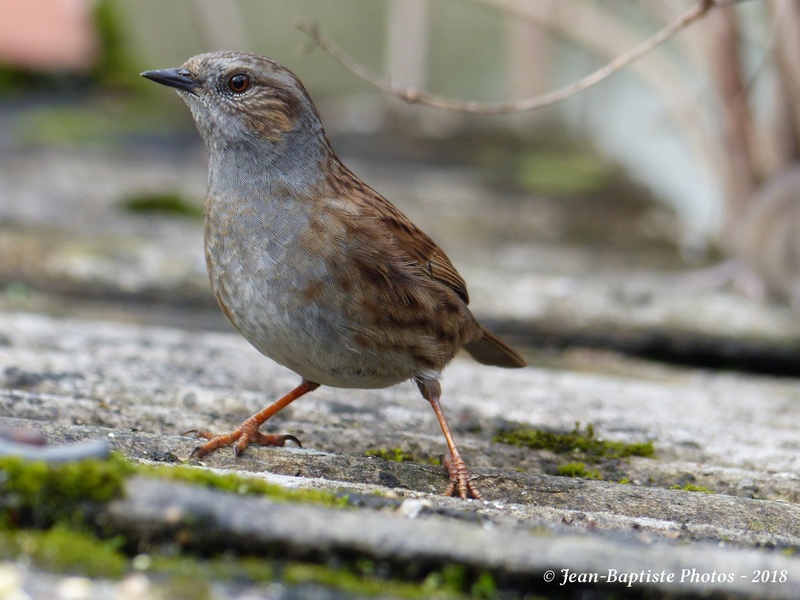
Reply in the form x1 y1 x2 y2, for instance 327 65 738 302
141 52 526 499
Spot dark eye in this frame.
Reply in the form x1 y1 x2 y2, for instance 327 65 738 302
228 74 250 93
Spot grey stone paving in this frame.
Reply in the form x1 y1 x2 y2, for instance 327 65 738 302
2 310 800 598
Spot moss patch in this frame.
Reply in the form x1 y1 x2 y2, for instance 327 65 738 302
0 452 348 529
285 562 460 599
494 423 654 462
0 527 498 598
556 462 601 480
0 453 134 528
365 447 441 466
155 557 496 599
670 483 715 494
365 447 417 463
0 454 495 597
495 423 653 482
514 151 615 196
121 192 203 219
0 525 127 578
140 463 349 508
139 557 497 599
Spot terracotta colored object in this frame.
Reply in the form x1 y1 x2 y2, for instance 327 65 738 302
0 0 97 71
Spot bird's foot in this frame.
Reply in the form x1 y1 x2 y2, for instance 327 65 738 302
185 419 301 459
442 453 483 500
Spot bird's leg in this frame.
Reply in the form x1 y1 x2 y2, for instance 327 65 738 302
417 379 483 500
187 380 319 459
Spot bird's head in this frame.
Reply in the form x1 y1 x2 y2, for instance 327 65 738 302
142 52 323 151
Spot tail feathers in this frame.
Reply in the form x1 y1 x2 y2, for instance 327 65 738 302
463 327 526 369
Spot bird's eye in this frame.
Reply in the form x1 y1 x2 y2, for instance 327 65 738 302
228 74 250 94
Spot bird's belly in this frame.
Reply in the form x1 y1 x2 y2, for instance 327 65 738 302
205 230 415 389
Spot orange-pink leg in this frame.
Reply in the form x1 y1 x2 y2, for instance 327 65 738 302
417 379 483 500
187 380 319 459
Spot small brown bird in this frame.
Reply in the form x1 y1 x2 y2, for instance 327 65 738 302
141 52 525 499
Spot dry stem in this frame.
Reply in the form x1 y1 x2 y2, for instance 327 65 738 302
296 0 720 114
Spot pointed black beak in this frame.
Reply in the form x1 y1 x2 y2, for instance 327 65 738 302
141 68 199 93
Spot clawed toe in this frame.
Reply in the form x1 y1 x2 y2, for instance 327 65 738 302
443 478 483 500
184 424 302 460
442 453 483 500
254 433 302 448
183 429 216 440
181 382 316 460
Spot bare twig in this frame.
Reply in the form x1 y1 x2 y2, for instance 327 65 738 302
296 0 718 114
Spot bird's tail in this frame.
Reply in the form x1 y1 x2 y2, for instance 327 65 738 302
463 327 526 369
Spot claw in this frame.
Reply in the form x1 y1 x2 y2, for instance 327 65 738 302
419 382 483 500
275 434 302 447
183 380 317 460
183 429 215 440
442 453 483 500
185 424 302 460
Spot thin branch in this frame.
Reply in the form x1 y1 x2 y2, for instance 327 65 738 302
296 0 718 115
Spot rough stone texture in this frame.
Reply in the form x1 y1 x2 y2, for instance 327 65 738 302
2 311 800 598
103 477 800 599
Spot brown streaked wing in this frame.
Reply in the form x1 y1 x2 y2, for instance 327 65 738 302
327 159 471 304
370 193 470 304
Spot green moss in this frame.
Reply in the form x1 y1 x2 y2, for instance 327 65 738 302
285 563 430 598
140 463 349 508
494 423 654 462
121 193 204 219
14 101 184 146
670 483 715 494
0 452 349 532
149 554 273 582
515 151 615 196
284 562 494 599
140 556 246 600
365 447 417 463
2 281 32 303
0 67 53 92
365 447 441 466
421 565 496 598
469 571 497 598
421 564 468 595
0 453 134 527
0 453 500 597
556 462 601 480
0 525 127 578
144 556 494 599
745 519 777 534
0 533 499 599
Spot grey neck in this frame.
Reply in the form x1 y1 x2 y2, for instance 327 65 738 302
205 115 331 201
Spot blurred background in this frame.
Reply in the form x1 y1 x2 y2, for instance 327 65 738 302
3 0 800 375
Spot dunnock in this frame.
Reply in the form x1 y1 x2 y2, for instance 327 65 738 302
142 52 525 499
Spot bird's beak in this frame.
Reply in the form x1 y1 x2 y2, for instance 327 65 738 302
140 68 199 93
